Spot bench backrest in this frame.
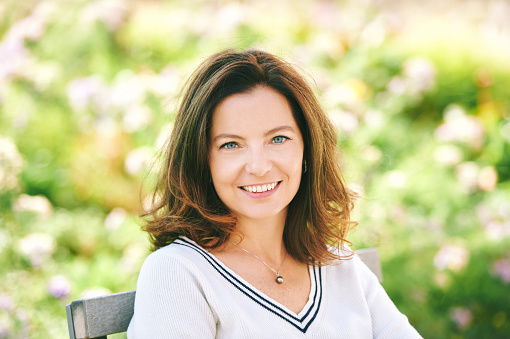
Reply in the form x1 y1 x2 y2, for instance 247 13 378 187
66 248 382 339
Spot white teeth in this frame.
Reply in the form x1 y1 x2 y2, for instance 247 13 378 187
242 182 279 193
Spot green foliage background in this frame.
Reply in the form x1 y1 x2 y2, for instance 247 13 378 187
1 0 509 338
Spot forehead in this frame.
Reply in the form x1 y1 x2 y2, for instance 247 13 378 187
210 86 299 135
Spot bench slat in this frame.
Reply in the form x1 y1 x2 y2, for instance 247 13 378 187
67 290 135 339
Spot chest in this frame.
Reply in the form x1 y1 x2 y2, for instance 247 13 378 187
205 268 373 339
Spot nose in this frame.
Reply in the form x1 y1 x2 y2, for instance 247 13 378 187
245 147 272 176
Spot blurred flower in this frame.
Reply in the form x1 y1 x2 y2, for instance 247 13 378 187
476 201 510 240
385 170 407 188
497 202 510 220
81 0 128 31
450 307 473 328
18 233 56 269
104 207 127 231
0 136 24 191
122 105 152 132
484 220 510 240
455 162 479 193
13 194 53 218
0 1 55 88
121 243 147 273
360 145 383 163
47 275 71 299
360 21 386 46
478 166 498 191
0 36 32 83
363 109 384 129
492 258 510 284
403 57 436 92
387 76 406 95
124 147 153 176
213 2 245 33
434 272 450 289
433 144 462 166
435 105 484 149
434 245 470 271
0 293 14 314
80 287 112 299
109 70 147 110
148 67 180 98
66 76 106 112
324 79 368 108
328 110 359 134
476 202 492 224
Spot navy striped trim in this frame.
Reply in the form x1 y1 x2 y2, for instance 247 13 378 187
173 237 322 333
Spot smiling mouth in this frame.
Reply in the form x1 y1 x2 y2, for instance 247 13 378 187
240 181 282 193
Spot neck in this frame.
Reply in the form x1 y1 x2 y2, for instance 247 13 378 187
230 213 287 264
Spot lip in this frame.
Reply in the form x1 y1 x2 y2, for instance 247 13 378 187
238 181 282 199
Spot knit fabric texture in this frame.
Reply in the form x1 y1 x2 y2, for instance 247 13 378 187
127 237 422 338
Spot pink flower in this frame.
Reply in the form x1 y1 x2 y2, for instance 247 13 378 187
492 258 510 284
47 275 71 299
450 307 473 328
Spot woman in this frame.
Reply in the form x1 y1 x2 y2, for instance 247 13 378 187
128 49 422 338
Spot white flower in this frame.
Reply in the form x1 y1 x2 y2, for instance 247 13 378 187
18 233 56 269
403 57 436 92
433 144 462 166
66 76 106 112
328 110 359 134
435 105 484 149
81 0 128 31
385 170 407 188
122 105 152 132
0 136 24 191
455 162 479 193
13 194 53 218
104 207 128 231
434 245 469 271
360 145 382 163
124 147 154 176
484 220 510 240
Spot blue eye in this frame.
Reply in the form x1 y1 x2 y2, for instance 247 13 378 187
221 142 238 149
273 136 288 144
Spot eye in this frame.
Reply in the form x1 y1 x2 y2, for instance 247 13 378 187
220 141 238 150
272 136 289 144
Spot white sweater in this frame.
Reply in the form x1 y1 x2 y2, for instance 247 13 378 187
128 237 422 338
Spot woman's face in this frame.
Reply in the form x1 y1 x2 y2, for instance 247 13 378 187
209 85 304 224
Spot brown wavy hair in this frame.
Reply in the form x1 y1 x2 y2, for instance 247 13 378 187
143 49 357 265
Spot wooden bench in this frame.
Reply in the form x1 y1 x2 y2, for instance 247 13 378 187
66 248 382 339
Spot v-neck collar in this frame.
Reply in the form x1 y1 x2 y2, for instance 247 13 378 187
174 237 323 333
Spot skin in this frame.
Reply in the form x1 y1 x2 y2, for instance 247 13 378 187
209 85 310 314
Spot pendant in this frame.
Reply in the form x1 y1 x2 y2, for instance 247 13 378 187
276 276 284 284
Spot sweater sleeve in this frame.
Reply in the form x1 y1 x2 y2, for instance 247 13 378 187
354 254 423 339
127 248 217 339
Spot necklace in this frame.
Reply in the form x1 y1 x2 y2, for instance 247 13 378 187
229 240 288 284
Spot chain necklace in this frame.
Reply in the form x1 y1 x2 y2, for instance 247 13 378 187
229 240 288 284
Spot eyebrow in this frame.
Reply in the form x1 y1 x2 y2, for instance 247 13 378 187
212 125 296 142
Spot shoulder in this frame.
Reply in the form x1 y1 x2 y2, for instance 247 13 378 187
323 245 378 285
138 237 211 284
